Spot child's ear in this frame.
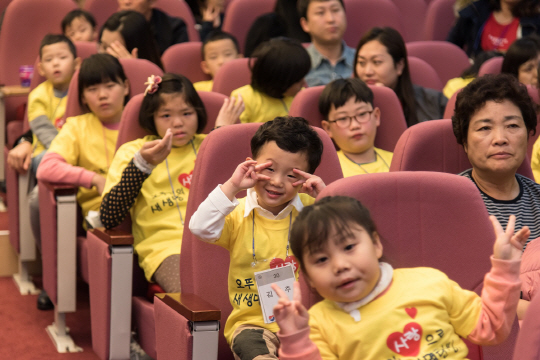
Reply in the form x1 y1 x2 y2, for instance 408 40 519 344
201 61 212 76
321 120 333 137
74 57 82 70
373 107 381 127
372 232 383 259
123 79 130 96
37 62 46 77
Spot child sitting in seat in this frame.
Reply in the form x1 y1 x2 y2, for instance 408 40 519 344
100 73 243 292
194 30 241 92
319 78 392 176
231 38 311 123
273 196 528 359
62 9 97 43
189 117 325 359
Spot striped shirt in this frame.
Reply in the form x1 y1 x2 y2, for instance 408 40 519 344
460 169 540 249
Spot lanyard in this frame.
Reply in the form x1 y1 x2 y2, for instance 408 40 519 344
345 149 390 174
250 209 292 267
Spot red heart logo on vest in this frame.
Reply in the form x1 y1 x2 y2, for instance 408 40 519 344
269 255 298 273
178 170 193 189
405 307 417 319
55 117 65 129
386 322 423 356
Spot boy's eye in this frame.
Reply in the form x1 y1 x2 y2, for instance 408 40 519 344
344 243 356 251
315 256 328 264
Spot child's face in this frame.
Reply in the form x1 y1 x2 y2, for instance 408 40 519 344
300 0 347 45
322 98 380 156
304 223 383 303
253 141 309 215
82 78 129 124
38 42 79 91
154 93 198 147
201 39 240 78
65 16 95 42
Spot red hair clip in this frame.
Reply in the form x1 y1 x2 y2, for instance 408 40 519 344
144 75 162 96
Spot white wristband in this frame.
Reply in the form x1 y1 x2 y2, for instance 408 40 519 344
133 150 156 174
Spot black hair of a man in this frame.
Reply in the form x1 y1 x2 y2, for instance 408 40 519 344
251 116 323 174
39 34 77 59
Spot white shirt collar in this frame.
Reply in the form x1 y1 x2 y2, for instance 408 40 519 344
244 188 304 220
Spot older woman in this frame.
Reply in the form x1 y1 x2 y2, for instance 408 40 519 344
452 73 540 316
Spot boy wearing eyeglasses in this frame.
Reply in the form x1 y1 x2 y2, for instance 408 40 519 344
319 78 393 176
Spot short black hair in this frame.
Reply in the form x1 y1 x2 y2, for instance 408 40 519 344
251 116 323 174
61 9 96 33
250 37 311 99
139 73 207 136
318 78 374 119
78 53 129 112
297 0 345 19
291 196 378 272
244 13 287 58
501 35 540 79
201 30 240 59
39 34 77 59
452 73 537 146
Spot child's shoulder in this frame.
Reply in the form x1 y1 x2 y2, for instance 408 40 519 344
28 80 53 100
231 84 254 97
299 193 315 206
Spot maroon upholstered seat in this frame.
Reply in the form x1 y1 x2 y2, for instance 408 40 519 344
389 119 534 180
478 57 504 77
162 42 211 84
408 56 443 91
423 0 457 41
212 57 251 96
314 171 519 360
289 85 406 152
512 276 540 359
390 0 427 42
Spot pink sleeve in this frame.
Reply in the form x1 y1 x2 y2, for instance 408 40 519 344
36 152 96 189
467 256 521 345
277 327 322 360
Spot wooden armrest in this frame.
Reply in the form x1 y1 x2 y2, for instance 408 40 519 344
41 181 78 196
155 293 221 322
89 227 134 246
0 85 31 97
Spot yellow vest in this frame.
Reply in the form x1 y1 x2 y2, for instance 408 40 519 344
531 137 540 183
193 80 213 92
103 134 205 281
337 148 393 177
231 85 293 123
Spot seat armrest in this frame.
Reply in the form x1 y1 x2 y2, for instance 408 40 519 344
89 228 134 246
0 85 31 97
155 293 221 322
41 181 78 197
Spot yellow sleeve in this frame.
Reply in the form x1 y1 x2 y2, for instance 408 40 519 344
47 117 80 165
232 86 252 123
309 308 339 360
531 137 540 183
102 139 145 197
446 276 482 338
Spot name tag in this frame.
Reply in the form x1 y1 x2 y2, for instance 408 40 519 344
254 264 295 324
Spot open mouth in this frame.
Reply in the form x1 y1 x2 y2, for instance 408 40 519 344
337 278 358 289
266 189 282 199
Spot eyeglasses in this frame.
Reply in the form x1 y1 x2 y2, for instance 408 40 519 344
327 110 374 128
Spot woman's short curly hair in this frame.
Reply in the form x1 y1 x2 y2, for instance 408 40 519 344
452 73 537 146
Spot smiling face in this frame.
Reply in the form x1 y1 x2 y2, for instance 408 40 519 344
39 42 79 91
303 222 383 303
154 93 198 147
517 54 540 87
82 78 129 124
464 99 528 176
355 40 404 89
322 97 380 157
253 141 310 215
300 0 346 46
65 16 96 42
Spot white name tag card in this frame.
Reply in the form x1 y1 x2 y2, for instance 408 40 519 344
254 264 296 324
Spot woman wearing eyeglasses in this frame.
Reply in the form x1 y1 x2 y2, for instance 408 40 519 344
319 78 392 177
354 27 447 127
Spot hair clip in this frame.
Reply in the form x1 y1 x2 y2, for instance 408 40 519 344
144 75 162 96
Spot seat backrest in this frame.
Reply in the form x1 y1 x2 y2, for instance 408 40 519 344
161 42 210 84
212 57 251 96
423 0 456 41
443 89 459 119
406 41 470 85
154 0 199 41
180 122 343 357
343 0 403 48
289 85 406 152
222 0 277 54
64 58 163 119
313 171 519 360
512 288 540 360
389 118 535 179
83 0 117 29
390 0 427 42
478 56 503 77
408 56 443 91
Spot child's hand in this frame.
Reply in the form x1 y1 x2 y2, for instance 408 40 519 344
214 95 244 128
491 215 530 261
140 129 173 166
272 282 309 336
202 5 221 27
91 173 106 195
106 41 138 59
7 141 32 174
292 169 326 198
220 159 271 201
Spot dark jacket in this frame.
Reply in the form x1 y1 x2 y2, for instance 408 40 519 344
413 85 448 123
150 8 189 55
447 0 540 57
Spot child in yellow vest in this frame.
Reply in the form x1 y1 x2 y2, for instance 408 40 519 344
319 78 392 177
100 73 243 292
273 196 528 359
37 53 129 222
190 117 325 359
194 30 241 92
231 38 311 123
